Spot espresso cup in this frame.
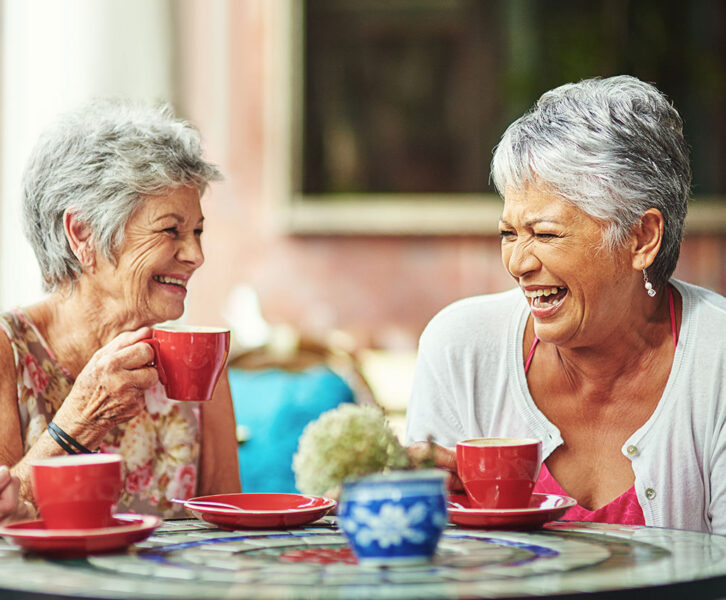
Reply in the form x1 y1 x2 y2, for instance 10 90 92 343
31 453 122 529
456 438 542 509
144 326 230 402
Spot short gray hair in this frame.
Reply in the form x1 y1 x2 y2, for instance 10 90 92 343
491 75 691 288
22 99 223 291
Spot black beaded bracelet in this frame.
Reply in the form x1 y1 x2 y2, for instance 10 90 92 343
47 421 96 454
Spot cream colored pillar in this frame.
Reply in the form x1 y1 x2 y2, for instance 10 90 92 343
0 0 174 306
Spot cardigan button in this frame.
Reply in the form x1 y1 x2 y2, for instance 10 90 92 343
626 445 638 456
645 488 656 500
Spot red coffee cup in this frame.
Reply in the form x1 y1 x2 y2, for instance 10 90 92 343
143 326 230 402
31 453 122 529
456 438 542 509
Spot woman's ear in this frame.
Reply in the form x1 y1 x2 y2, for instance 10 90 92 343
63 209 96 273
630 208 664 271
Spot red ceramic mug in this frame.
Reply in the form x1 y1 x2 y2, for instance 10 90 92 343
143 326 230 402
456 438 542 509
31 453 122 529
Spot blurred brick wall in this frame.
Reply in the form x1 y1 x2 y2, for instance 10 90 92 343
178 0 726 350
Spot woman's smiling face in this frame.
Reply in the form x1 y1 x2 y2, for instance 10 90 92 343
499 185 635 348
96 185 205 326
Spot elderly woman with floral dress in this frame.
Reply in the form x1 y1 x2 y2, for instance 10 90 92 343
406 75 726 533
0 100 240 518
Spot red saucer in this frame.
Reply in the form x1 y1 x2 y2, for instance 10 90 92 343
185 493 336 530
447 493 577 530
0 513 161 557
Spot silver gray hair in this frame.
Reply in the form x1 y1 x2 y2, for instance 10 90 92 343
491 75 691 288
22 99 223 291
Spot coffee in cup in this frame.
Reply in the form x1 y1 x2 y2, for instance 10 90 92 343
31 453 122 529
456 438 542 509
144 325 230 402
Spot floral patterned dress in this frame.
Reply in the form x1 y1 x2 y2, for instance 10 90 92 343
0 308 201 518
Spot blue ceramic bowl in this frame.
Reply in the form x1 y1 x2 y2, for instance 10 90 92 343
337 469 448 564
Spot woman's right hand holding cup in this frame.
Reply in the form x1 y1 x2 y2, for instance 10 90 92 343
52 327 161 449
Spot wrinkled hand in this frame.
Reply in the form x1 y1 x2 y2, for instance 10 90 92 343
407 441 463 492
0 466 19 523
54 327 160 444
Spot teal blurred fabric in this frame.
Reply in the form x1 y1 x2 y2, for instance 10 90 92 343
228 366 355 493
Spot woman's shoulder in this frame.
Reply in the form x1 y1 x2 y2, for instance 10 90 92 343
0 313 19 408
0 308 24 338
420 288 525 347
672 280 726 370
0 308 46 359
675 279 726 320
0 309 24 361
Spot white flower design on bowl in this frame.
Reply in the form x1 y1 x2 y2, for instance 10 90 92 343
338 470 448 563
345 501 439 548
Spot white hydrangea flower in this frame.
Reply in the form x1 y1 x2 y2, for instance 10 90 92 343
293 404 411 495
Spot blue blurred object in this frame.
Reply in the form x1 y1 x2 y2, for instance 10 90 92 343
228 366 355 493
338 469 448 564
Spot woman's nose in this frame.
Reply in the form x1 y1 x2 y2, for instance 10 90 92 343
503 239 539 278
177 234 205 268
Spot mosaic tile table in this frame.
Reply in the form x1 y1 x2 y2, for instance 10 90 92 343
1 517 726 599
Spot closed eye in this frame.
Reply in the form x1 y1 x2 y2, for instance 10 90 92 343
498 230 515 239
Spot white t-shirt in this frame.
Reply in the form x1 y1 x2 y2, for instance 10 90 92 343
405 279 726 534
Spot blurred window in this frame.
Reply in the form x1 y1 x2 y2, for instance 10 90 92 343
301 0 726 198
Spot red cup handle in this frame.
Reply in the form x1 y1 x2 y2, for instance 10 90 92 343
140 338 167 386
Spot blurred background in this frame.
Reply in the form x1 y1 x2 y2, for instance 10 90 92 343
2 0 726 489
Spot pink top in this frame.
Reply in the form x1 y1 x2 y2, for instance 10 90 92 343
525 286 676 525
534 463 645 524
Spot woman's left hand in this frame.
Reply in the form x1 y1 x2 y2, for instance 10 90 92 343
0 465 19 524
407 441 463 492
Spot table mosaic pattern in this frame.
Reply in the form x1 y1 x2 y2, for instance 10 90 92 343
1 518 726 599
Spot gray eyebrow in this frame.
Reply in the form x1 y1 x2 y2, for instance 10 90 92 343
153 213 205 225
498 217 563 228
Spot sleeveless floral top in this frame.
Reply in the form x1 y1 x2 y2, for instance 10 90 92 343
1 309 201 518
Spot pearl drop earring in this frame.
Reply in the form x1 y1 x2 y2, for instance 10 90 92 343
643 269 656 297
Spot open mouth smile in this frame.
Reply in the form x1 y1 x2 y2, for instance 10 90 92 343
523 286 568 310
153 275 188 290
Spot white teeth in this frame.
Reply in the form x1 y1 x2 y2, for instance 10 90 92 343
523 287 563 298
154 275 186 288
